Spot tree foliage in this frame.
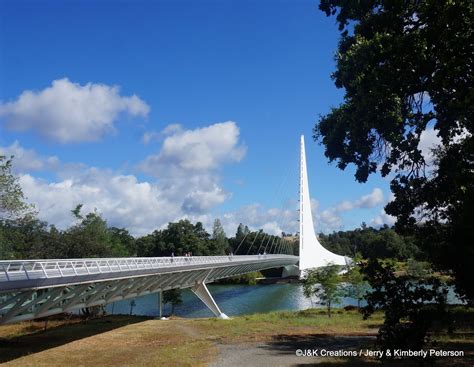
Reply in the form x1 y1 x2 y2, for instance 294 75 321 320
360 259 448 357
315 0 473 301
319 224 419 260
0 156 34 219
302 264 343 317
343 255 370 308
136 219 212 257
211 218 230 255
163 289 182 315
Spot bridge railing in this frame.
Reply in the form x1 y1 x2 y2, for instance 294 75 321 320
0 255 293 283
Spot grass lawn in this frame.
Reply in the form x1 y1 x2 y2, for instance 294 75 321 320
0 308 471 366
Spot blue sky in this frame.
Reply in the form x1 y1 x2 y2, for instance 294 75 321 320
0 0 397 236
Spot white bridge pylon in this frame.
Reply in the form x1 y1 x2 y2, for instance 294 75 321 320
299 135 349 271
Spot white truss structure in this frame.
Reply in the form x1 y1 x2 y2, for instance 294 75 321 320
0 255 297 323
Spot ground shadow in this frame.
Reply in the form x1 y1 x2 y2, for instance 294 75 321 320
262 333 473 367
0 315 150 363
262 332 376 355
259 334 381 366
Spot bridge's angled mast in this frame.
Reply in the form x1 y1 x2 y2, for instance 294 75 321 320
299 135 305 257
299 135 347 271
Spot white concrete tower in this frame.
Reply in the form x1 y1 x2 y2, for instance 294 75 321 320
299 135 348 271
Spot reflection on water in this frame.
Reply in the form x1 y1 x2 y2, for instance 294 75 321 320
106 283 464 318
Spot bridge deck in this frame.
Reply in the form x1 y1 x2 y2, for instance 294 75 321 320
0 255 298 290
0 255 299 324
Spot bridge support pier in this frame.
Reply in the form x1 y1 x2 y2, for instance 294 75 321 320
158 290 163 319
191 282 229 319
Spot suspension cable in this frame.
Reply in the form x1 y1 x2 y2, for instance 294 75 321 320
256 232 268 254
246 230 261 255
233 229 250 255
264 235 275 254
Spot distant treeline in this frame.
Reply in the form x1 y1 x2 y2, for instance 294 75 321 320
0 205 420 261
0 205 295 260
319 223 420 261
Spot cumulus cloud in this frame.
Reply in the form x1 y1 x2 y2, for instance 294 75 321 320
181 183 228 214
10 121 245 235
370 210 396 227
142 131 160 145
334 188 384 211
139 121 246 176
314 188 385 232
19 171 178 236
141 124 183 145
319 208 343 231
19 168 231 236
218 203 298 237
0 78 150 143
418 126 471 166
418 127 442 165
0 141 59 172
213 190 383 238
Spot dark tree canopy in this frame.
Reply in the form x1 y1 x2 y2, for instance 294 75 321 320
315 0 473 301
361 259 448 355
136 219 206 257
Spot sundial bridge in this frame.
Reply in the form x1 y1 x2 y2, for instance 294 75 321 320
0 136 348 324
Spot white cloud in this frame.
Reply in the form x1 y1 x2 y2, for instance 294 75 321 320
10 121 245 236
213 189 383 238
19 168 231 236
0 78 150 143
0 141 59 172
418 126 471 166
333 188 384 212
214 188 386 238
139 121 246 176
310 188 386 232
355 188 384 208
141 124 183 145
180 177 228 213
19 172 178 236
418 127 442 165
218 203 298 237
142 131 160 145
370 210 396 227
319 209 343 231
6 125 389 238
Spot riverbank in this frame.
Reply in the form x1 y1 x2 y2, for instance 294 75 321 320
0 309 472 366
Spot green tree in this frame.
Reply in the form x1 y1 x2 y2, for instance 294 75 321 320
315 1 473 301
0 155 34 219
302 264 343 317
211 218 229 255
136 234 156 257
361 259 448 358
319 225 419 260
0 217 62 259
139 219 212 257
344 255 369 308
163 289 182 315
63 205 115 258
108 227 136 257
235 223 246 243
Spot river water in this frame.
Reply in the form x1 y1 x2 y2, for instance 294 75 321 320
106 283 463 318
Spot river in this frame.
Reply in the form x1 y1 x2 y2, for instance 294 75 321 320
106 283 463 318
